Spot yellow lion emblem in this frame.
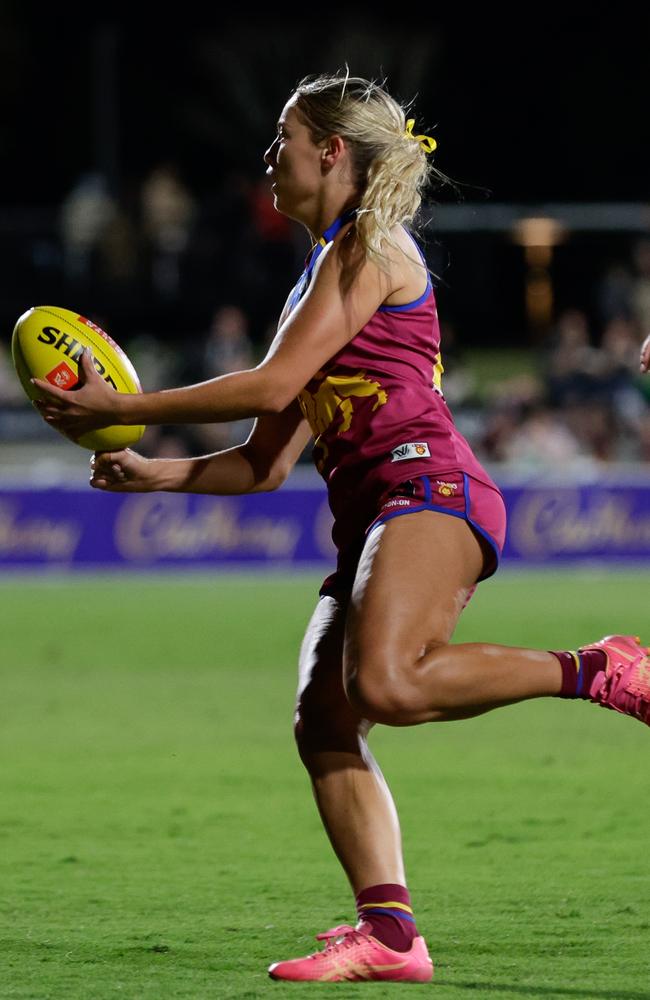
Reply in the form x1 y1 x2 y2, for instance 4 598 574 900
298 370 388 437
298 370 388 472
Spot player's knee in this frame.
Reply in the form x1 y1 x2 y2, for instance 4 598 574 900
345 666 418 725
293 700 364 763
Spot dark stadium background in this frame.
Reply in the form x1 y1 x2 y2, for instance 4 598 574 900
2 9 649 348
4 11 650 204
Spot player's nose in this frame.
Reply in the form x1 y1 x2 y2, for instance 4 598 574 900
264 136 279 167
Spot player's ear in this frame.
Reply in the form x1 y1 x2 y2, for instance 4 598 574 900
321 135 346 170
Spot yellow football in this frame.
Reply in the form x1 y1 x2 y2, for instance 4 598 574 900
12 305 146 451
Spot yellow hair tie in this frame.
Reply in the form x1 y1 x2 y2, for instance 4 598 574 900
405 118 437 154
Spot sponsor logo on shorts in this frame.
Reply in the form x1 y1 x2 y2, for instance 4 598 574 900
45 361 78 389
390 442 430 462
437 480 458 497
383 497 413 509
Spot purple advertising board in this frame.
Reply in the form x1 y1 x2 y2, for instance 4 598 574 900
0 487 336 568
501 482 650 565
1 479 650 569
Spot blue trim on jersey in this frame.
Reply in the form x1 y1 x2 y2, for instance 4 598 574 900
378 228 433 312
378 284 432 312
307 207 357 274
288 208 358 314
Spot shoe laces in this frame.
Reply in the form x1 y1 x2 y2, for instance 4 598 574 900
315 925 364 954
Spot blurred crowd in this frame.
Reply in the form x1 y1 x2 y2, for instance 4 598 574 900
56 164 308 338
448 306 650 473
2 161 650 474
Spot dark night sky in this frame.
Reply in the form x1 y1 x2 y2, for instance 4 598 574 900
2 8 650 209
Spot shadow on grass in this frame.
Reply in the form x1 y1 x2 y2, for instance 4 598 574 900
445 982 650 1000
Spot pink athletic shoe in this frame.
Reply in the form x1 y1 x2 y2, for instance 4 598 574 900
581 634 650 725
268 921 434 983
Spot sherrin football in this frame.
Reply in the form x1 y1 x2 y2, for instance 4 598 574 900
12 305 145 451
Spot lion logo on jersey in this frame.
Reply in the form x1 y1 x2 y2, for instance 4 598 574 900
298 370 388 437
298 370 388 473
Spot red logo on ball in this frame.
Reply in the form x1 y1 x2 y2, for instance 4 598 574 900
46 362 78 389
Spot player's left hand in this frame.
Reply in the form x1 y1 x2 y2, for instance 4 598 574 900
31 348 120 439
640 334 650 374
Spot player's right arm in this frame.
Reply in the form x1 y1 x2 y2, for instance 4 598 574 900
90 398 311 495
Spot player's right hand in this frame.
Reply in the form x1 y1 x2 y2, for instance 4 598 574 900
90 449 154 492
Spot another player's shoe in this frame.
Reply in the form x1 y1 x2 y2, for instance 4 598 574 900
268 921 434 983
581 635 650 725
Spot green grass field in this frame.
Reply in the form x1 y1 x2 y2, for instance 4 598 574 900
1 569 649 1000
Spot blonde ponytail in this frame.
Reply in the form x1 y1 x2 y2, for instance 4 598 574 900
293 72 452 269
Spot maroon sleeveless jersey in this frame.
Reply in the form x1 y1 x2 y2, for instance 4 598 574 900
288 214 500 524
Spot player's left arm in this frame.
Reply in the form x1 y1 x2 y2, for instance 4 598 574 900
32 236 400 437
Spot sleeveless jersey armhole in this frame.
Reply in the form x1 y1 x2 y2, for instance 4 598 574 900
378 228 433 313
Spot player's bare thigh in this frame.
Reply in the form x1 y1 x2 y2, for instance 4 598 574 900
342 509 485 719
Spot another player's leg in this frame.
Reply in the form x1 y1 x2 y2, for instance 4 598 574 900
343 509 649 727
268 594 433 983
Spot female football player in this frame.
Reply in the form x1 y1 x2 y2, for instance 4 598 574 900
34 72 650 984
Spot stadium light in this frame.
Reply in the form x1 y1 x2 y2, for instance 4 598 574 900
511 216 568 335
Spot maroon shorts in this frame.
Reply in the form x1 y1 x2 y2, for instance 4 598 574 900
320 471 507 600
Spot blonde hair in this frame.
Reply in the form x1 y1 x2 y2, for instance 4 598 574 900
293 71 452 268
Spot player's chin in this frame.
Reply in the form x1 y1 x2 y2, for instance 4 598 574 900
270 185 291 216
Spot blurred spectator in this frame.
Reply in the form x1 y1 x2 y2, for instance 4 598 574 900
203 304 256 377
562 401 618 463
543 307 604 406
97 207 141 293
478 373 547 464
501 404 591 471
596 261 636 326
140 163 198 300
631 237 650 333
478 405 523 465
59 172 117 286
601 315 643 374
637 410 650 462
596 317 648 451
126 332 179 392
